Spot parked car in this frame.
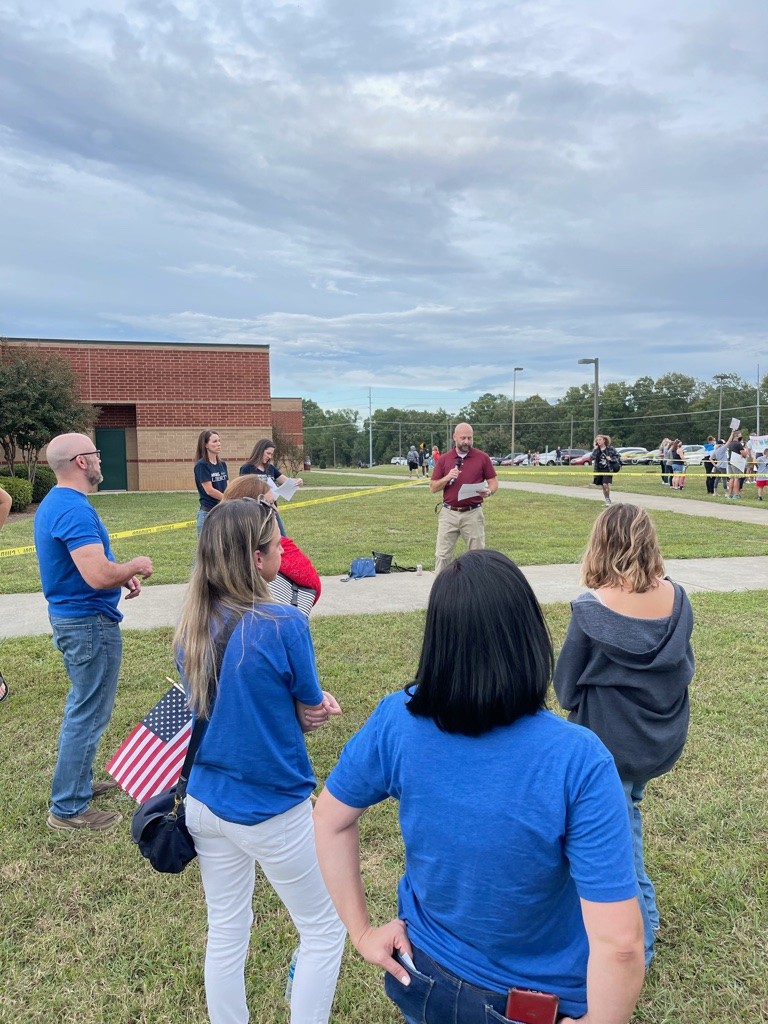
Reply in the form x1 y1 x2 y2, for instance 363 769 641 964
560 448 587 464
682 444 707 466
390 456 408 465
571 453 593 466
537 450 558 466
500 452 526 466
616 447 649 464
512 453 529 466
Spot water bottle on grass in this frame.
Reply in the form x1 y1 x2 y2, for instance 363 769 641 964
284 946 299 1002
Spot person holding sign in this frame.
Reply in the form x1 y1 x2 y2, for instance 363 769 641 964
726 426 748 500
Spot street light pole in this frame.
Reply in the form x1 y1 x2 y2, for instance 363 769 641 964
713 373 728 440
511 366 524 461
578 358 599 440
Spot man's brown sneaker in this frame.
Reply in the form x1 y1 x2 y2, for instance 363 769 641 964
92 780 119 798
47 809 123 832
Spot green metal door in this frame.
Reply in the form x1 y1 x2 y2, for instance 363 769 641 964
95 428 127 491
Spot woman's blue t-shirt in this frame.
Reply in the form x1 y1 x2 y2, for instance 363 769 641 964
326 692 637 1018
187 605 323 825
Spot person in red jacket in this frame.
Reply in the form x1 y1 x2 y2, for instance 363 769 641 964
221 476 321 613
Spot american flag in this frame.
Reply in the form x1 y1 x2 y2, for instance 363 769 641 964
105 685 192 804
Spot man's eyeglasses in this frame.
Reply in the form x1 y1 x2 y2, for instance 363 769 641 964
69 450 101 462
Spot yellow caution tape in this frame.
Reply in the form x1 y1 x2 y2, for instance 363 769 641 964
109 521 196 539
0 544 37 558
0 480 427 558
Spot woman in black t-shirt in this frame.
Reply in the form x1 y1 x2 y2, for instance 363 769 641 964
591 434 620 506
193 430 228 535
240 438 303 535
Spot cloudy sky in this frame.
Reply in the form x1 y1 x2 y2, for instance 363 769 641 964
2 0 766 417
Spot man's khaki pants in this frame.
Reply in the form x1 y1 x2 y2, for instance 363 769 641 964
434 505 485 574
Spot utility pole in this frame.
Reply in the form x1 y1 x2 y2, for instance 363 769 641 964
368 388 373 467
714 373 728 440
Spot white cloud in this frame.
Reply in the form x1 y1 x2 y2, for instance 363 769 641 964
1 0 766 417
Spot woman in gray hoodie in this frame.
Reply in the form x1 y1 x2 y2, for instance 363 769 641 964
554 504 694 968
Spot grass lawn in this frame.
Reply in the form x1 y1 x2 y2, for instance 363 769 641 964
2 481 767 594
0 592 765 1023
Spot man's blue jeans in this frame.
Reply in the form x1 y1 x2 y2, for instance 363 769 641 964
622 779 659 966
384 946 568 1023
49 614 123 819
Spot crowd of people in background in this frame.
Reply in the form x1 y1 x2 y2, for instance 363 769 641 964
660 429 767 499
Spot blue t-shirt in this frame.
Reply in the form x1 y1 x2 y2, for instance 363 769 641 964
187 605 324 825
194 459 228 511
326 693 637 1018
33 486 122 621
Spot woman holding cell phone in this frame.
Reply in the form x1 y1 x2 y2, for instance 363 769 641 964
314 549 644 1024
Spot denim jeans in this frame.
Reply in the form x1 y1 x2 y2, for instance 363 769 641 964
49 614 123 818
186 796 345 1024
384 945 566 1024
622 779 658 966
197 509 208 535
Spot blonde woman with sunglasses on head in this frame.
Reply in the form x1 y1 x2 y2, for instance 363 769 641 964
175 498 345 1024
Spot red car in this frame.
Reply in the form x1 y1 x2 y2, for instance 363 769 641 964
570 453 593 466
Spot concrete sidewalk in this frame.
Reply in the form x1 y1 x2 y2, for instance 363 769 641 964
3 555 768 638
501 479 768 524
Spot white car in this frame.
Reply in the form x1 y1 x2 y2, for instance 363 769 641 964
537 450 558 466
390 456 408 465
681 445 707 466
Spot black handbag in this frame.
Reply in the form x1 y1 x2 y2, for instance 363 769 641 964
130 616 240 874
372 551 394 574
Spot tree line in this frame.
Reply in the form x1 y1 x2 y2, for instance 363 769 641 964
302 372 768 467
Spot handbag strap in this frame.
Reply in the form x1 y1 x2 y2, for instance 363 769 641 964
176 613 242 798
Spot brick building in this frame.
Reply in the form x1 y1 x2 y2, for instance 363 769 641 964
2 337 303 491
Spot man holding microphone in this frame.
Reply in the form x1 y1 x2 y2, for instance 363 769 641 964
430 422 498 574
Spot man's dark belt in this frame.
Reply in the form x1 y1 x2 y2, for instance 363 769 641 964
443 502 482 512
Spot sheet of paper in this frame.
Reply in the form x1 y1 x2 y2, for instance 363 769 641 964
276 478 299 501
729 452 746 473
458 483 487 501
730 417 741 430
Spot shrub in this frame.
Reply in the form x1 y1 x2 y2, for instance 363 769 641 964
0 464 56 503
0 475 33 512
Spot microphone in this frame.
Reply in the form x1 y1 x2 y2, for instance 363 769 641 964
450 458 462 486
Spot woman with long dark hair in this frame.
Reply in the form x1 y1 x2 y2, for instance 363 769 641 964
194 430 228 534
176 499 345 1024
314 549 644 1024
240 438 302 536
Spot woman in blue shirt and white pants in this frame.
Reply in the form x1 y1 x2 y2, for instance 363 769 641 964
176 498 345 1024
